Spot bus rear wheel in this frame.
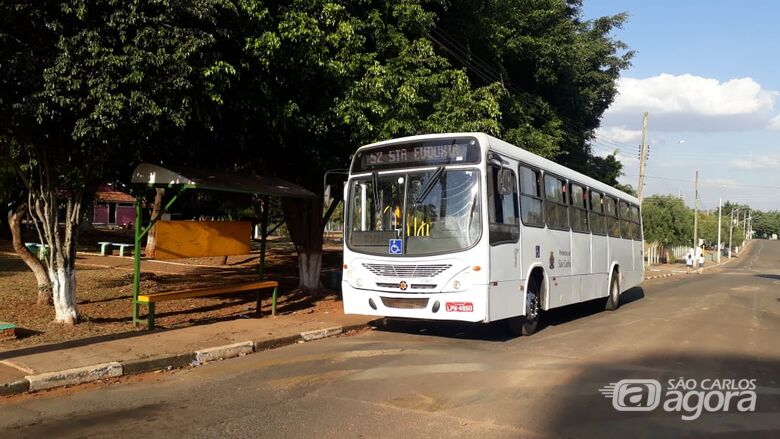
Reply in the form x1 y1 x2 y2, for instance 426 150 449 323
506 277 541 336
605 271 620 311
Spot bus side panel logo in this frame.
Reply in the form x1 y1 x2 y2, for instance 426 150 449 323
389 239 403 255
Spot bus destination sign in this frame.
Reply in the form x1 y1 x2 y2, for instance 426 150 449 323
352 138 481 172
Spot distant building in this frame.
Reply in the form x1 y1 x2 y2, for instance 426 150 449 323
92 185 135 228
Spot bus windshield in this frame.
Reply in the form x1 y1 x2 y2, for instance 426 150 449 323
347 169 481 256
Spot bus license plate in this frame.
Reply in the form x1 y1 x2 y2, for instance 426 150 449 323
445 302 473 312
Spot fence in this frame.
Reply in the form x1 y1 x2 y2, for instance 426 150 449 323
644 243 688 265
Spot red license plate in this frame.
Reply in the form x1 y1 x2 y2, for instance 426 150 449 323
445 302 473 312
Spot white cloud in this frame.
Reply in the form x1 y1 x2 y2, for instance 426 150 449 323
702 177 740 187
596 126 642 144
769 114 780 130
602 74 779 132
732 155 780 169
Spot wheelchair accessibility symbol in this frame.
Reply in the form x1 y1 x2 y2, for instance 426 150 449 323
389 239 403 255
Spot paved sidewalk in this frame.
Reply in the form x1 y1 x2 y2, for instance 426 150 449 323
644 242 753 280
0 309 376 396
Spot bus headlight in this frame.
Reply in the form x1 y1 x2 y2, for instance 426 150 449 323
347 268 355 278
356 278 363 287
445 271 470 291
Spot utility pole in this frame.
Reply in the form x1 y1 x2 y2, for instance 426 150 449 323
717 197 722 263
692 171 699 266
728 208 739 259
637 112 650 202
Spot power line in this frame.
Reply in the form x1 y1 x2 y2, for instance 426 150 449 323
428 27 641 152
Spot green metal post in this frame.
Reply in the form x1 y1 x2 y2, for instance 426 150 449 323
131 185 187 327
132 196 142 324
272 285 278 316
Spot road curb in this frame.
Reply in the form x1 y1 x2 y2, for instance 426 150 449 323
0 378 30 396
121 353 196 375
0 321 372 397
300 326 343 341
26 362 123 392
195 341 254 365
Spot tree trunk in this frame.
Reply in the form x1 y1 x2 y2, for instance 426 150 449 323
144 188 164 258
281 197 324 293
50 263 77 324
8 204 52 305
28 188 82 324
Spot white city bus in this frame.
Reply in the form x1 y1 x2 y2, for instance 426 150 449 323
342 133 643 335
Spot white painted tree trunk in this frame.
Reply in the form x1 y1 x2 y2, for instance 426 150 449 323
50 265 78 324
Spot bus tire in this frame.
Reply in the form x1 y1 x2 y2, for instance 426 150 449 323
605 271 620 311
506 276 542 336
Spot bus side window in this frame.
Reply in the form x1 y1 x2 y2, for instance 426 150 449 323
518 165 544 227
604 196 620 238
630 205 642 240
619 200 632 239
488 165 519 245
589 190 605 235
544 174 569 230
570 182 589 233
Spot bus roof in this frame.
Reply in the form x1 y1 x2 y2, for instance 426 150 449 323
354 132 640 205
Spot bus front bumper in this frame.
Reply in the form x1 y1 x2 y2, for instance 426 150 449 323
342 282 488 322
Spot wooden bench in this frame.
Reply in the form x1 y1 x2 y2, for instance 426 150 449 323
137 280 279 329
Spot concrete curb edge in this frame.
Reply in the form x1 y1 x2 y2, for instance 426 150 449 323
0 321 372 398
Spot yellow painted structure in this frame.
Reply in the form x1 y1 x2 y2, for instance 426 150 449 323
154 220 251 259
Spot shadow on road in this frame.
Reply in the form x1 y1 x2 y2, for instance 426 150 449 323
374 287 646 342
540 352 780 438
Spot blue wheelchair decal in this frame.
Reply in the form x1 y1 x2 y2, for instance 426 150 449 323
389 239 403 255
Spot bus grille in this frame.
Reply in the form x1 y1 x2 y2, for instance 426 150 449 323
363 263 452 278
375 283 438 290
380 297 429 309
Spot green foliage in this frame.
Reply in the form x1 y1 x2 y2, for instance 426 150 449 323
642 195 692 247
0 0 236 190
751 211 780 238
431 0 633 185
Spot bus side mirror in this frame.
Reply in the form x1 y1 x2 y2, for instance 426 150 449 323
497 168 513 195
325 182 345 202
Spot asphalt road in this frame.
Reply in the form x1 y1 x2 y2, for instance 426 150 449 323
2 241 779 438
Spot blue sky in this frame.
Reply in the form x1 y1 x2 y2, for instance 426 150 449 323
581 0 780 211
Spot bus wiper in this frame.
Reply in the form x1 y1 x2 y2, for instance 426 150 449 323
414 166 444 204
371 172 381 210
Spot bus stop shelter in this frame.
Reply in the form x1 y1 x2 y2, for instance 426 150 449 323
130 163 317 327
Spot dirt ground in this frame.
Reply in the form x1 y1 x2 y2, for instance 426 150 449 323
0 236 345 351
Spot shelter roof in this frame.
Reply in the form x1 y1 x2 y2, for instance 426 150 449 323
131 163 316 198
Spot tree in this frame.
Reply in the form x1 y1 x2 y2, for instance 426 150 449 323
752 211 780 239
223 0 631 292
642 195 693 247
431 0 633 178
0 0 236 323
221 0 507 292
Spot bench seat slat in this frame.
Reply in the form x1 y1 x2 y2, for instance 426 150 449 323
138 280 278 303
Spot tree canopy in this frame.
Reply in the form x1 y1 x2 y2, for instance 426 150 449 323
0 0 638 319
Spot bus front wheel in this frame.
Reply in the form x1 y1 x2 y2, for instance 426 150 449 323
506 277 541 336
